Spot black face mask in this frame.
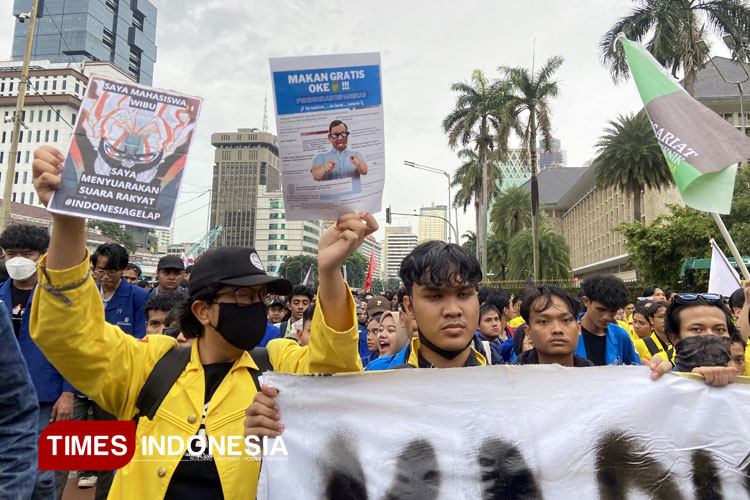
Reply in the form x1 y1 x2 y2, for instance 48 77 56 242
211 301 268 351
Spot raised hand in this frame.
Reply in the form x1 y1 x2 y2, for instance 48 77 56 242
32 146 66 206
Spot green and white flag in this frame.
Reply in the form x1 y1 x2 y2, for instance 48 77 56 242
618 34 750 214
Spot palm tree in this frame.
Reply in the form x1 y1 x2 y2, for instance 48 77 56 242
593 111 674 223
451 148 503 259
499 55 564 281
487 232 510 281
461 230 477 257
599 0 750 95
507 225 571 281
490 186 532 240
444 69 506 274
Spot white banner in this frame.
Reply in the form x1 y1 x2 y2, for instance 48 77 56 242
259 366 750 499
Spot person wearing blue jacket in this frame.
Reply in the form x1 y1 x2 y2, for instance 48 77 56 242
0 224 74 499
574 274 641 366
92 243 149 339
0 296 39 500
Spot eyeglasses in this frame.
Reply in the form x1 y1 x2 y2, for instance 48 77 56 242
214 286 265 307
163 327 181 339
95 268 120 277
329 132 350 139
673 293 722 303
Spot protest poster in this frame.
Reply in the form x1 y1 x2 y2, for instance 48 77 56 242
259 366 750 499
269 53 385 221
47 76 202 230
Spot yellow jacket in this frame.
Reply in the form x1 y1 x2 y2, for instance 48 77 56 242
634 332 675 364
29 252 361 500
508 316 525 329
744 342 750 376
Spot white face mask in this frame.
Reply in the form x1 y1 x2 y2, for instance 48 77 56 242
6 257 38 281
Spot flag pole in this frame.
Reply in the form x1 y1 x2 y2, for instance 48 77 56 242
711 212 750 280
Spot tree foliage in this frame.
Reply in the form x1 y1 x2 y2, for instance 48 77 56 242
278 255 317 288
490 186 532 239
505 224 571 280
344 252 368 289
593 111 674 222
616 205 715 289
599 0 750 94
87 220 137 253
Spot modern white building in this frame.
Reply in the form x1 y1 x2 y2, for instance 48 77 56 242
0 59 135 207
155 227 174 253
418 204 447 243
383 226 418 280
357 234 382 279
254 185 322 274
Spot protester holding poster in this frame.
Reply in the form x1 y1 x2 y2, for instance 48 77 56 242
28 145 375 500
47 76 202 230
270 53 385 220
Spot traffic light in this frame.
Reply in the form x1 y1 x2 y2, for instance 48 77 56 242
386 206 391 224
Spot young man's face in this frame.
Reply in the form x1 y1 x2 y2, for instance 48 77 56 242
290 295 311 321
526 295 580 357
404 282 478 353
652 288 667 302
158 269 182 291
649 306 666 336
729 342 746 375
122 268 139 284
675 305 730 340
4 248 42 262
267 305 286 324
146 310 169 336
94 255 123 292
582 298 618 330
478 310 502 339
624 303 636 318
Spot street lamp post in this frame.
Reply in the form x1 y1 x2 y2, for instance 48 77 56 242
403 160 458 243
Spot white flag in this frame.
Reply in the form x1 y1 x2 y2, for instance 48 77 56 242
708 238 741 296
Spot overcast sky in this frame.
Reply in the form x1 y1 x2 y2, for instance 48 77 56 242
0 0 732 245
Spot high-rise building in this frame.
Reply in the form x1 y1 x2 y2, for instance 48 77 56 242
499 138 567 191
210 129 282 248
0 59 134 206
254 185 321 273
499 149 530 190
538 137 567 170
418 204 447 243
383 226 417 279
155 227 174 254
11 0 157 85
357 235 382 279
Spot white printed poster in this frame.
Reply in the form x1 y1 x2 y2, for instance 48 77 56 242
269 53 385 220
258 366 750 499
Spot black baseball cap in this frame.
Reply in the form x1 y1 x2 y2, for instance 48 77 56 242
157 255 185 271
189 247 292 296
269 298 289 310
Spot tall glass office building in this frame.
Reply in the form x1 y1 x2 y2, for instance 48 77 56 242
11 0 157 85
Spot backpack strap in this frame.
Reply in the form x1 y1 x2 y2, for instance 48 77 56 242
247 347 273 392
643 337 661 357
135 346 192 422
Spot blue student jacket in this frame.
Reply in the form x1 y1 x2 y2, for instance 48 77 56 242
472 332 506 365
0 301 38 499
257 322 282 348
0 279 75 402
365 343 409 371
100 278 150 339
574 315 642 366
358 326 370 359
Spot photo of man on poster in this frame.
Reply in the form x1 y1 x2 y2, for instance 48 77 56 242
310 120 367 196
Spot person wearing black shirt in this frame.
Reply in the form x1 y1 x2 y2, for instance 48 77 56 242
575 275 641 366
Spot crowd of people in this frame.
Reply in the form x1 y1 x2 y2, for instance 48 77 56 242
0 145 747 499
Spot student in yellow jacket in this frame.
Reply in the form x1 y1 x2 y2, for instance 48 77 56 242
28 146 376 500
634 302 675 365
